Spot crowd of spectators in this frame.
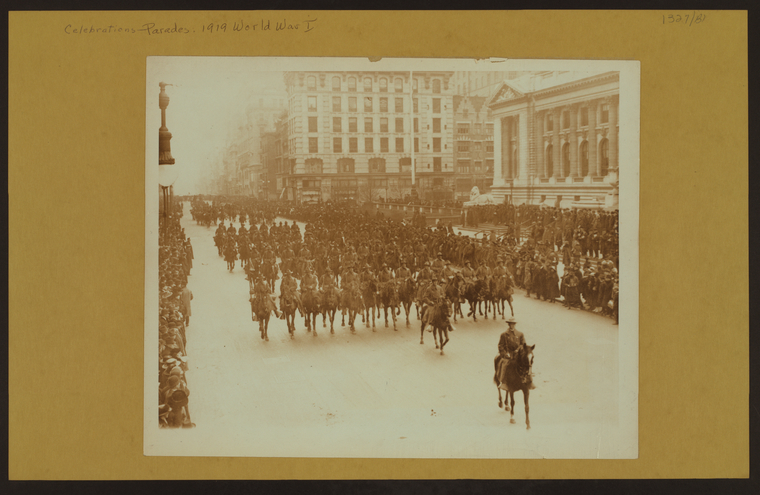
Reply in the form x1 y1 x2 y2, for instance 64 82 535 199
157 199 195 428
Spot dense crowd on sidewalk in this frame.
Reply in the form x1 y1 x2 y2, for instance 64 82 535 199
157 199 195 428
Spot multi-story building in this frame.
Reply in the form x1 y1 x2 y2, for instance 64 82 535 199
453 71 523 98
280 71 455 203
487 71 620 209
452 95 495 200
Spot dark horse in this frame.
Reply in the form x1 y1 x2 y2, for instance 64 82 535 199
361 278 380 331
444 275 466 323
279 291 300 339
249 293 271 342
320 285 341 334
302 288 321 337
493 344 536 429
397 277 416 326
340 286 364 334
420 299 452 355
379 279 400 330
463 279 486 322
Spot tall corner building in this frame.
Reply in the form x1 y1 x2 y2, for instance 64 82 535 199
487 71 620 209
280 71 455 203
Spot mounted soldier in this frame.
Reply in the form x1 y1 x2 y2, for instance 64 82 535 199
496 317 535 390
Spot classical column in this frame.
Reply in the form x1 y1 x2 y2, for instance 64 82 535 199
536 110 544 177
588 100 598 176
503 117 512 178
552 108 561 178
518 111 529 182
493 117 503 185
568 104 578 177
609 95 619 171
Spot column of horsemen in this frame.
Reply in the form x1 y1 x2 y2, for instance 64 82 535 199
188 198 619 348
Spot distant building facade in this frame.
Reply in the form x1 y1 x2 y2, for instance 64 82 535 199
487 71 620 209
452 95 495 200
280 70 455 203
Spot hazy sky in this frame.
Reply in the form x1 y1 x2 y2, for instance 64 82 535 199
149 58 285 195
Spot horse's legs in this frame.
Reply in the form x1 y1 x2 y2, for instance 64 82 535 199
322 310 327 328
509 393 516 423
508 299 514 317
524 390 531 430
434 327 440 349
384 307 388 327
452 303 457 323
497 386 503 409
419 320 425 345
440 329 449 355
312 314 318 337
330 309 335 333
392 305 397 330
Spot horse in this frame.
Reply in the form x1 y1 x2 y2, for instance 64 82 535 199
419 299 452 355
493 344 536 429
302 288 321 336
249 293 271 342
279 291 301 339
476 277 493 320
378 279 400 330
491 275 515 318
320 285 341 334
261 261 279 292
397 277 417 326
340 285 364 334
444 275 466 323
361 278 380 331
463 279 485 322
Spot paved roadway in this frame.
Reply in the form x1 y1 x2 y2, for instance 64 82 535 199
178 203 622 459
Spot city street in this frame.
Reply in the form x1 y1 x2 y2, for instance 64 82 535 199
175 203 622 459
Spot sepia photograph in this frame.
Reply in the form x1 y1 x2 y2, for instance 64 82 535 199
144 56 639 458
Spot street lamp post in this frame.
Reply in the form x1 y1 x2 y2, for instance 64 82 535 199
158 82 178 227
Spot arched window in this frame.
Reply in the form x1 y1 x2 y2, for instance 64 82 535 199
379 78 388 92
579 141 589 176
600 139 609 176
369 157 386 173
546 144 554 177
307 76 316 90
562 143 570 177
338 158 355 174
432 79 441 94
364 77 372 92
395 78 403 92
332 76 341 91
305 158 323 174
348 77 356 91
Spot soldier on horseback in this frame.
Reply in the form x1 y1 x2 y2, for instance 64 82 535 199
250 273 282 321
280 269 303 314
497 317 535 389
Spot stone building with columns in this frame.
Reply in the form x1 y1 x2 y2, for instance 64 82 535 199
487 71 620 209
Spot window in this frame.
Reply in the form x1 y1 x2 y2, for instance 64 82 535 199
433 118 441 133
305 159 322 174
432 79 441 93
413 98 418 113
600 139 609 175
486 144 494 153
364 117 373 132
309 138 319 153
399 157 412 172
338 158 355 173
458 142 470 152
348 97 357 112
348 77 356 91
349 137 358 153
463 108 469 118
545 144 553 176
333 137 342 153
474 161 482 171
332 76 341 91
365 137 374 152
546 113 553 132
474 123 482 134
562 111 569 129
433 138 441 152
332 96 341 112
601 104 609 124
395 78 403 92
412 78 418 91
333 117 342 132
370 158 386 173
380 78 388 92
302 179 321 188
395 118 404 132
380 137 389 152
308 96 317 111
581 107 589 127
380 118 388 132
579 140 589 176
380 98 388 112
486 159 494 172
414 138 419 152
308 117 318 133
364 97 373 112
457 161 470 173
433 157 442 172
414 118 419 132
562 142 570 176
349 117 358 132
458 124 470 134
486 123 494 135
307 76 316 89
432 98 441 113
395 137 404 152
364 77 372 92
395 98 403 113
473 142 482 151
